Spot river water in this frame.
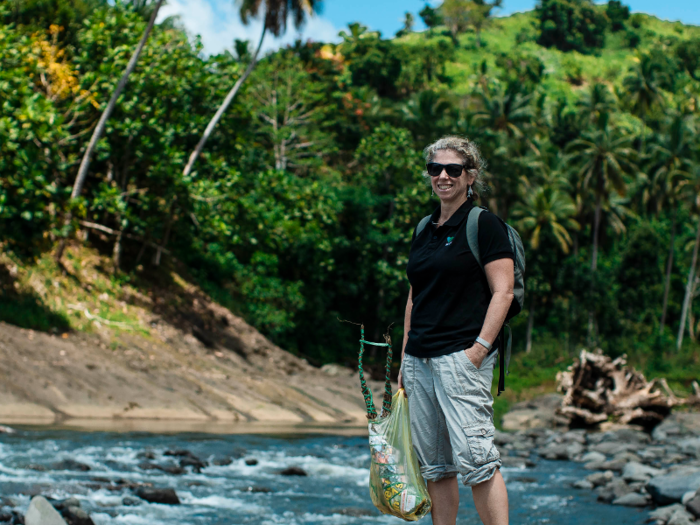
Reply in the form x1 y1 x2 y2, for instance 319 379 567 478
0 429 647 524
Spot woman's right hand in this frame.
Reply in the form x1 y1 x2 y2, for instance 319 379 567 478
398 368 407 397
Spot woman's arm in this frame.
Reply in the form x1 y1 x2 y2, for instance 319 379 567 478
398 286 413 394
465 258 514 369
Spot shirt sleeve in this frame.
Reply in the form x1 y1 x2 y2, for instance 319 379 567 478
478 211 514 266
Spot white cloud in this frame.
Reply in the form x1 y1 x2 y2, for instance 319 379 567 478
158 0 342 56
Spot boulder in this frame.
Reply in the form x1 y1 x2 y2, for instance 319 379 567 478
536 441 584 460
53 459 90 472
667 508 696 525
25 496 68 525
179 456 207 472
578 451 606 464
596 478 632 503
612 493 650 507
682 491 697 505
211 456 232 466
61 506 94 525
0 511 11 522
500 456 535 469
0 425 15 434
245 459 259 466
280 467 307 476
502 394 565 431
648 504 686 523
493 430 516 446
133 487 180 505
686 494 700 518
573 479 594 490
653 413 700 441
590 442 634 456
679 438 700 459
121 497 141 507
647 470 700 505
586 470 614 488
622 461 663 482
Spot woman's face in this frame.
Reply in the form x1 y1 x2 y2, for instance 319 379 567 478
430 149 476 204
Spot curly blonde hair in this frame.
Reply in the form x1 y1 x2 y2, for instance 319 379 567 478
423 136 488 200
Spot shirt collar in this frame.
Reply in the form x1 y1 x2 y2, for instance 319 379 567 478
430 198 474 228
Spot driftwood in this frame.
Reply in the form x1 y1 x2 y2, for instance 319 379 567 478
556 349 698 429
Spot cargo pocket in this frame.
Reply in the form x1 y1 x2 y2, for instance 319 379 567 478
464 424 495 466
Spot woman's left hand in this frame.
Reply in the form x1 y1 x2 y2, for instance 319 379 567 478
464 343 487 370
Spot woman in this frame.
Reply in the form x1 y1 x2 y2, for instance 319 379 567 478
398 136 513 525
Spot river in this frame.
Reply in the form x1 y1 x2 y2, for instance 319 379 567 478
0 429 648 524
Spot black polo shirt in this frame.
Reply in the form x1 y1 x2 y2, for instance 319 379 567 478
405 198 514 359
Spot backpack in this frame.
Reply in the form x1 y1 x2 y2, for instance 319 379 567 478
415 206 526 396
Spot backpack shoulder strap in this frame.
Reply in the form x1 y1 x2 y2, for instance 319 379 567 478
415 215 432 238
466 206 485 270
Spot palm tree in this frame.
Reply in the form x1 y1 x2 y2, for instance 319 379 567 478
56 0 164 260
622 52 666 153
474 83 533 139
577 82 616 129
469 0 502 48
567 120 637 343
647 115 695 334
181 0 322 179
677 162 700 351
513 180 579 353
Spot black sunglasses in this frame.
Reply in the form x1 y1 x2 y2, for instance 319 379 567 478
426 162 465 178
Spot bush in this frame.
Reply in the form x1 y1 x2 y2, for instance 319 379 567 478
536 0 608 54
606 0 630 33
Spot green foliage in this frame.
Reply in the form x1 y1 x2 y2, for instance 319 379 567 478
2 0 700 392
536 0 608 53
606 0 630 33
419 4 443 29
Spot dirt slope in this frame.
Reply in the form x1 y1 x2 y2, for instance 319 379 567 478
0 248 380 431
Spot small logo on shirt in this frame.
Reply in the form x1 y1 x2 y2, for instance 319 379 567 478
445 236 454 247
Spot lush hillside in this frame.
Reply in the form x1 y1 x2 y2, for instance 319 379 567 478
1 0 700 418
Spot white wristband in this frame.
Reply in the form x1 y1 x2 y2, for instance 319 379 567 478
475 337 492 351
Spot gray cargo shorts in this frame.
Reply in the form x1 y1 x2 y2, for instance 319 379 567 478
401 348 501 487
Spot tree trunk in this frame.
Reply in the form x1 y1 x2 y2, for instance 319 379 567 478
588 194 602 346
475 28 481 48
55 0 163 262
182 24 267 178
113 226 123 275
677 218 700 351
526 295 535 354
154 206 174 266
659 208 677 334
71 0 163 200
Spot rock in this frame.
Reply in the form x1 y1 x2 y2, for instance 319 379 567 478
648 470 700 505
667 508 696 525
320 364 353 377
500 456 535 469
51 498 81 511
502 394 565 431
679 438 700 459
578 451 606 464
613 451 642 464
280 467 307 476
493 430 516 446
596 478 632 504
622 461 663 482
53 459 91 472
25 496 68 525
179 456 207 472
682 491 697 505
573 479 594 489
0 425 15 434
133 488 180 505
612 492 650 507
25 464 46 471
590 442 634 456
245 458 259 466
653 413 700 442
649 504 686 523
136 450 156 460
211 456 232 466
0 511 12 523
537 441 584 460
121 497 141 506
163 449 193 458
586 470 614 487
60 506 94 525
245 486 272 493
686 495 700 518
596 459 629 473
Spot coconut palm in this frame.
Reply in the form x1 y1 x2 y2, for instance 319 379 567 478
647 115 695 334
181 0 322 179
56 0 165 261
512 159 579 353
677 162 700 350
567 120 637 344
474 83 533 138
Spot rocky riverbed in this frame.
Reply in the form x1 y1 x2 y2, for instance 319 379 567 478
497 411 700 525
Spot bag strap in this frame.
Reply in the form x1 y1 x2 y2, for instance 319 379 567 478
466 206 509 396
415 215 432 238
466 206 485 270
358 325 393 420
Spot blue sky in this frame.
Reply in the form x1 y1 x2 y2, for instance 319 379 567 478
160 0 700 55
